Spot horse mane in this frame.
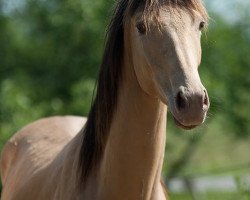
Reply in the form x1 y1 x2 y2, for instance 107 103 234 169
78 0 208 184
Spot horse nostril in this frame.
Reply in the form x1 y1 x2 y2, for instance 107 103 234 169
176 91 188 111
203 90 209 109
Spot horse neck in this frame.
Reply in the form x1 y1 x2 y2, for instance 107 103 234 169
97 31 167 200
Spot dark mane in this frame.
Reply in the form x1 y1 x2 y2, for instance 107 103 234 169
78 0 208 184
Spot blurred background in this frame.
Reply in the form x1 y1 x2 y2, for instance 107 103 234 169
0 0 250 199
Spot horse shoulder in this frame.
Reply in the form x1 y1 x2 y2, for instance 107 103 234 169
0 138 18 185
0 116 87 200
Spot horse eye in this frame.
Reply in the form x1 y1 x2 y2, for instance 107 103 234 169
199 21 205 31
136 22 146 35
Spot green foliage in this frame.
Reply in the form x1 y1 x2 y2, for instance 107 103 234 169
201 15 250 137
171 192 240 200
0 0 110 144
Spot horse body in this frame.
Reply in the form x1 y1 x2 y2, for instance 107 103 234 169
1 0 209 199
1 116 86 200
1 81 167 200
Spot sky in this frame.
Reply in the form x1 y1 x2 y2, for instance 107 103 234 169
205 0 250 22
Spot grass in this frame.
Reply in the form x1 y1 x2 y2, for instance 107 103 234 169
170 192 243 200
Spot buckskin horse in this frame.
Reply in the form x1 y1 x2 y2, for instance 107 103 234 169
0 0 209 199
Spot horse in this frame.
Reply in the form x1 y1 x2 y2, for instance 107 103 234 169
0 0 209 199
